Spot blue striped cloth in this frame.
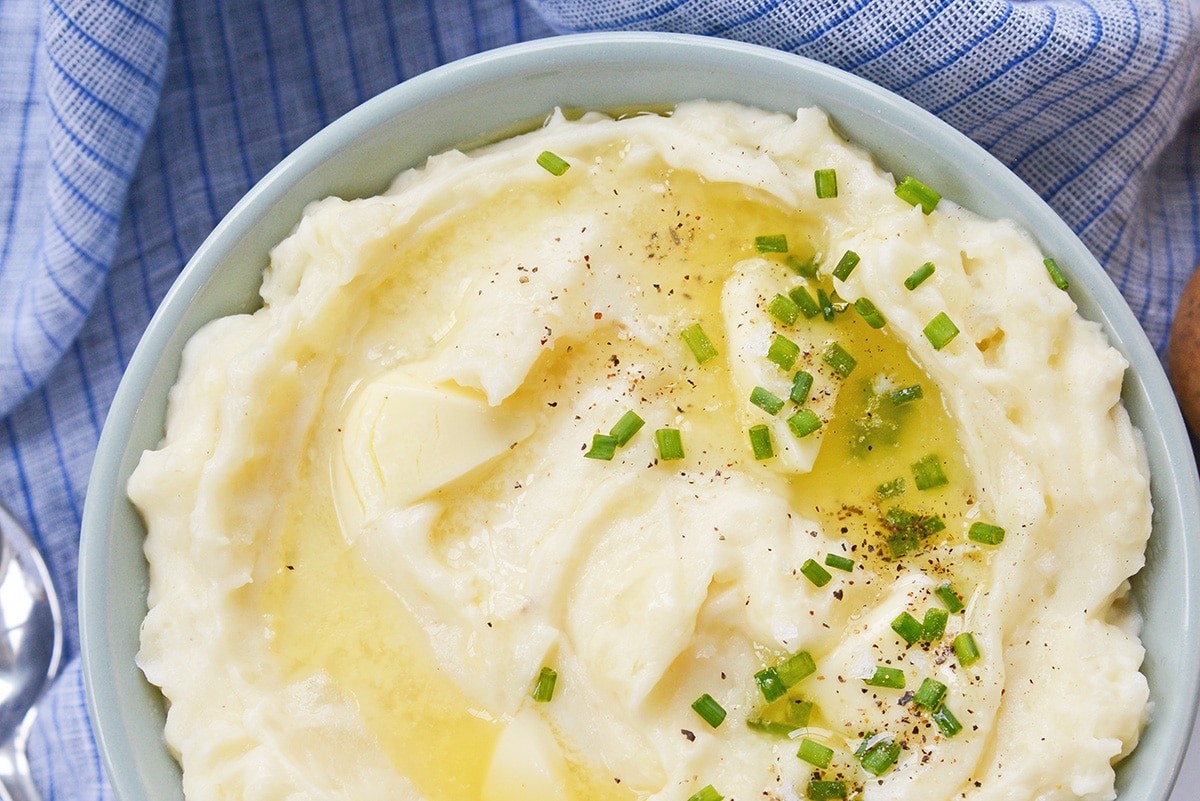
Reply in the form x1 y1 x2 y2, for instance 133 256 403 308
0 0 1196 798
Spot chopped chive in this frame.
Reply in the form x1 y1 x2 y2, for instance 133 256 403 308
787 254 820 278
935 583 965 613
854 297 887 328
816 287 836 322
746 717 800 737
821 342 857 378
922 607 949 641
891 611 924 646
1044 257 1069 290
912 677 948 711
876 477 906 499
783 698 814 727
536 150 570 175
864 666 906 689
681 323 719 364
807 780 847 800
687 785 724 801
859 737 901 776
787 409 823 438
919 515 946 536
824 553 854 572
788 285 822 318
655 428 685 461
777 650 817 688
750 386 786 415
968 521 1005 545
923 312 960 350
831 250 860 281
886 530 918 559
755 234 789 253
954 632 981 666
797 738 834 768
904 261 935 290
790 370 814 405
531 666 558 702
895 176 941 214
800 558 832 587
814 168 839 199
768 293 802 325
754 667 787 702
889 384 923 405
767 334 801 370
933 703 963 737
911 453 949 490
584 433 619 461
691 693 727 728
609 411 645 446
749 424 774 460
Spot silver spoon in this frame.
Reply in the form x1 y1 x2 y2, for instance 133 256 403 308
0 503 63 801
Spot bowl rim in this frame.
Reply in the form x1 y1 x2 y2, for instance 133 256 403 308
79 29 1200 801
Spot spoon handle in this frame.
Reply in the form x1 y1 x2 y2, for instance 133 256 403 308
0 734 40 801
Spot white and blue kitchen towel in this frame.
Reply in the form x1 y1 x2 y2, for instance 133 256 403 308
1 0 1197 798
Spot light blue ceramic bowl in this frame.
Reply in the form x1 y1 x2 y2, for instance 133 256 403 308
79 32 1200 801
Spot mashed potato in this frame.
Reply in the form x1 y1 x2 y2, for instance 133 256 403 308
130 101 1151 801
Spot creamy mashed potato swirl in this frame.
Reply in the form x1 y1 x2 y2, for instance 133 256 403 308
130 101 1151 801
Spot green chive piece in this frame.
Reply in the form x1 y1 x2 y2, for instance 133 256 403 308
814 168 839 199
822 342 857 378
754 667 787 702
923 312 960 350
767 334 801 370
904 261 936 290
787 409 823 438
536 151 570 176
655 428 684 461
788 285 822 319
859 737 901 776
922 607 949 642
1044 257 1070 290
935 583 965 613
745 717 800 737
687 785 724 801
817 287 836 322
889 384 923 405
681 323 719 364
531 666 558 702
912 453 949 490
824 553 854 572
777 650 817 688
968 521 1005 545
895 176 941 214
800 558 832 588
877 477 906 499
790 370 814 405
913 677 948 711
768 293 802 325
864 666 906 689
954 632 981 666
832 250 860 281
854 297 887 328
886 530 918 559
755 234 789 253
933 703 963 737
691 693 727 728
920 515 947 536
750 386 786 416
891 611 924 646
584 433 619 461
749 424 774 460
807 780 847 800
609 411 645 446
787 255 820 279
797 738 834 768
